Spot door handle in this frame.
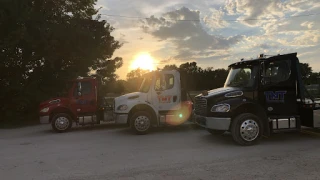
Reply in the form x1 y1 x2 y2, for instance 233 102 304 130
173 95 177 102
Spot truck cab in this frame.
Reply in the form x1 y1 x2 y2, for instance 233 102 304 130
39 76 108 132
113 69 193 134
194 53 320 146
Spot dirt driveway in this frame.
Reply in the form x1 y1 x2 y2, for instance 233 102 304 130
1 124 320 180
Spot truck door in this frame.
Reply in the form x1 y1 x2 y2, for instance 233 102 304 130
71 80 97 116
259 59 298 116
151 71 181 112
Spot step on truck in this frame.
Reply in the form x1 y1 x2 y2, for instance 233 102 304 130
39 70 193 134
194 53 320 146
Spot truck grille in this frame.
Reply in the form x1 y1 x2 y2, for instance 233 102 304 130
194 96 207 116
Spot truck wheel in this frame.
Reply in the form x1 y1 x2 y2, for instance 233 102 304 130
231 113 262 146
51 113 73 133
130 111 152 135
207 129 225 135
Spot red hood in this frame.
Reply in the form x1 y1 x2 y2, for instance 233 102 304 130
39 97 70 108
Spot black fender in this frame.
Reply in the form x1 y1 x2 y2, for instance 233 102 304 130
231 101 270 137
213 97 270 136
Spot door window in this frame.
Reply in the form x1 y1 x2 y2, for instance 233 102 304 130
155 74 174 91
263 60 291 85
74 81 92 96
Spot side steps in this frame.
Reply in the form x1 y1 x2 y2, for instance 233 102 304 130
269 115 301 133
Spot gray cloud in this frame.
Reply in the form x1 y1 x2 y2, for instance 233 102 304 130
258 43 279 50
174 50 194 59
224 0 320 26
224 0 285 26
141 7 243 60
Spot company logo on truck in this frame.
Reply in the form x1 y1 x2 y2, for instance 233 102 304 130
76 99 89 105
158 95 172 103
264 91 287 103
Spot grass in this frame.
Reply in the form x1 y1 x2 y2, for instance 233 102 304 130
0 119 39 129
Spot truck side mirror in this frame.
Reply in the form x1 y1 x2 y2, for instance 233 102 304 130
77 82 82 96
260 62 268 85
261 75 273 86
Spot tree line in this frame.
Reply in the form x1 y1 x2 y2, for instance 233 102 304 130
109 61 320 95
0 0 122 127
124 62 229 92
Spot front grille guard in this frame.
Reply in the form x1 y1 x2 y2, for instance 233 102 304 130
194 97 207 116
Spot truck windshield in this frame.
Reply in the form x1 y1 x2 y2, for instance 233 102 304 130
59 82 74 97
138 76 152 93
224 64 259 88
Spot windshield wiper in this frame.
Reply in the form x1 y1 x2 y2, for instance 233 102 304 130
228 81 248 87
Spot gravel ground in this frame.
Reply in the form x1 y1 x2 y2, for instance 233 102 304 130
1 124 320 180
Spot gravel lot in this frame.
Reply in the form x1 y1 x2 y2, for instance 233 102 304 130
1 124 320 180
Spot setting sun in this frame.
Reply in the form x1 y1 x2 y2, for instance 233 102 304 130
130 53 156 71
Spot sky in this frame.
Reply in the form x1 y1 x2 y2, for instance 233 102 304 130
95 0 320 80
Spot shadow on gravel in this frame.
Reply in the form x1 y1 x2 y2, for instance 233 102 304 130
70 123 127 132
198 131 319 146
262 131 319 144
116 123 204 135
35 123 128 135
199 132 238 146
21 123 202 138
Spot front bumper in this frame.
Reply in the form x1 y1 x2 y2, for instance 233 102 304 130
40 116 50 124
194 114 231 130
114 113 128 124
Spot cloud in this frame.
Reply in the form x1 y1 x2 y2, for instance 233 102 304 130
96 0 320 79
290 30 320 46
224 0 285 26
301 21 314 29
256 43 280 50
141 7 244 60
224 0 319 27
203 8 229 30
227 0 320 49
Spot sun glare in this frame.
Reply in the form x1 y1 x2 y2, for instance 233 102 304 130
130 53 156 71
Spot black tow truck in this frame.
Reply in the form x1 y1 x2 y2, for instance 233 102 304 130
194 53 320 146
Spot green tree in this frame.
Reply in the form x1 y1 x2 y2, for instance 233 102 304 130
124 68 151 92
126 68 150 80
179 62 202 74
300 63 313 80
160 62 229 91
163 64 178 70
0 0 122 127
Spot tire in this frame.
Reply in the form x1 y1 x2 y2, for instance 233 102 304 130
230 113 263 146
207 129 225 135
51 113 73 133
130 111 152 135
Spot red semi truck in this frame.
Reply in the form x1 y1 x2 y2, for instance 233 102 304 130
39 70 193 134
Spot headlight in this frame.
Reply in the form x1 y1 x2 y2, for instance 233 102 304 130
40 107 49 113
117 105 128 111
211 104 230 112
49 99 61 104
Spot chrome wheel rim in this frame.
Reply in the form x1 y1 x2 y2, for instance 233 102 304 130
55 117 70 130
240 119 259 141
134 115 150 132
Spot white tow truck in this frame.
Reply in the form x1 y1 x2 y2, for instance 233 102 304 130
113 70 193 134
